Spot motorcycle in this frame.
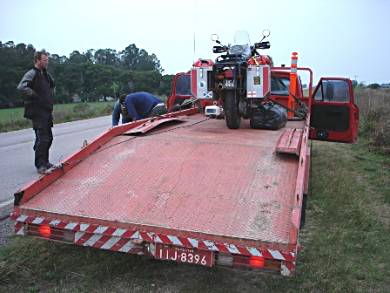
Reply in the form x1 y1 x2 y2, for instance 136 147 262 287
209 30 286 129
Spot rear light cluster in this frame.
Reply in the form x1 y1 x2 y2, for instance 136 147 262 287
216 70 234 80
216 253 281 272
27 224 74 242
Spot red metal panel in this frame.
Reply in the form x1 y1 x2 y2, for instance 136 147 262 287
14 108 198 206
20 115 305 248
275 128 303 156
125 117 186 135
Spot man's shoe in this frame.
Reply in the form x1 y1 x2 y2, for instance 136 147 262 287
46 162 54 169
37 166 47 174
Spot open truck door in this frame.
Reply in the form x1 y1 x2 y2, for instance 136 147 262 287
309 78 359 143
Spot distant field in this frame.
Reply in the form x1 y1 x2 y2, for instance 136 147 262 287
0 102 115 132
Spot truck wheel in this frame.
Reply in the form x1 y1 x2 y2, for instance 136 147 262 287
224 91 241 129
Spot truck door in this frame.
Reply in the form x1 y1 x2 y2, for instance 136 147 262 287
309 78 359 143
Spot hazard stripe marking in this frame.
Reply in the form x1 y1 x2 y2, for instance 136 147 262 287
167 235 183 246
49 219 61 226
140 232 153 242
74 232 85 243
13 214 296 264
248 247 262 257
16 215 28 222
131 231 141 239
154 235 163 243
31 217 44 224
15 222 24 235
94 226 108 234
16 227 24 235
101 237 121 250
93 235 112 249
111 238 130 251
119 240 135 253
112 228 126 237
178 237 192 248
269 249 285 260
188 238 199 248
65 222 78 230
204 240 218 251
226 244 239 254
83 234 103 247
79 223 90 232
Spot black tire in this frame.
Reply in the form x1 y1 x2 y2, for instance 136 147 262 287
150 104 168 117
224 91 241 129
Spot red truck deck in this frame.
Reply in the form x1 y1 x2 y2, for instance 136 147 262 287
12 110 309 276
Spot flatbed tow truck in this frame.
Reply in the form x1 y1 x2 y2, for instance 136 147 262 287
10 61 358 276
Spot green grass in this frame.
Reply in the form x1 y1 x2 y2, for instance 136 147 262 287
0 102 115 132
0 138 389 292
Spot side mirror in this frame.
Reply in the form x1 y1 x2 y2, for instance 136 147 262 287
211 34 219 42
262 29 271 38
211 34 221 45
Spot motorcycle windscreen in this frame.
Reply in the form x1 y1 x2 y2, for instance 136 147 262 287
309 78 359 143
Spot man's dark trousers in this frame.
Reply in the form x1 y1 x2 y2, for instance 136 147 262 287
33 119 53 168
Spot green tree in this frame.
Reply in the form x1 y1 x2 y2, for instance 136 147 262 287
0 40 168 107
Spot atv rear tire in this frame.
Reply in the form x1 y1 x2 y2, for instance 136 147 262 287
224 91 241 129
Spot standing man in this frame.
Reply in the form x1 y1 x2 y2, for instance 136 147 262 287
17 50 55 174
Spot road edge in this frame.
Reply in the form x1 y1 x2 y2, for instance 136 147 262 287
0 199 13 220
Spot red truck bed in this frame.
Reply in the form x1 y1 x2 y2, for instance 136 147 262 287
13 110 309 276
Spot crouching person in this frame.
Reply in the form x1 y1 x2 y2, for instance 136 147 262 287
121 91 167 121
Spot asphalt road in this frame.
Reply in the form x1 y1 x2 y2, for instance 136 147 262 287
0 115 112 218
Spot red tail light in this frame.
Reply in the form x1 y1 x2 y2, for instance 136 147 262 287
224 70 233 78
39 224 51 238
249 256 265 268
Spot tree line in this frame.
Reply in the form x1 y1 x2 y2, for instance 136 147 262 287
0 41 175 108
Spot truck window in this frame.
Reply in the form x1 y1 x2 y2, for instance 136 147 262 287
271 76 290 96
314 80 350 102
175 75 191 96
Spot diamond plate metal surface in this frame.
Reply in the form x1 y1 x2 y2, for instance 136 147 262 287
22 116 304 245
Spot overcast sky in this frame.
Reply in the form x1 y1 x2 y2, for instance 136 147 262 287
1 0 389 84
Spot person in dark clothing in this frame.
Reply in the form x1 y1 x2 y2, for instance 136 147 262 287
122 92 167 121
111 95 133 126
17 50 55 174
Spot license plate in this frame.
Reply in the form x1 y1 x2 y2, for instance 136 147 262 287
155 244 214 267
223 79 235 88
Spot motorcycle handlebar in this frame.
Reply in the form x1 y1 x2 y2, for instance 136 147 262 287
213 46 228 53
254 41 271 49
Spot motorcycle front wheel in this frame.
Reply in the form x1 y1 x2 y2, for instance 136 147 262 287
224 91 241 129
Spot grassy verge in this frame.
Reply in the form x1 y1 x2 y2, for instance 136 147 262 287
355 88 390 154
0 138 389 292
0 102 115 132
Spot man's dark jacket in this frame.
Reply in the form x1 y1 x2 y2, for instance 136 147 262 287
17 67 55 126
